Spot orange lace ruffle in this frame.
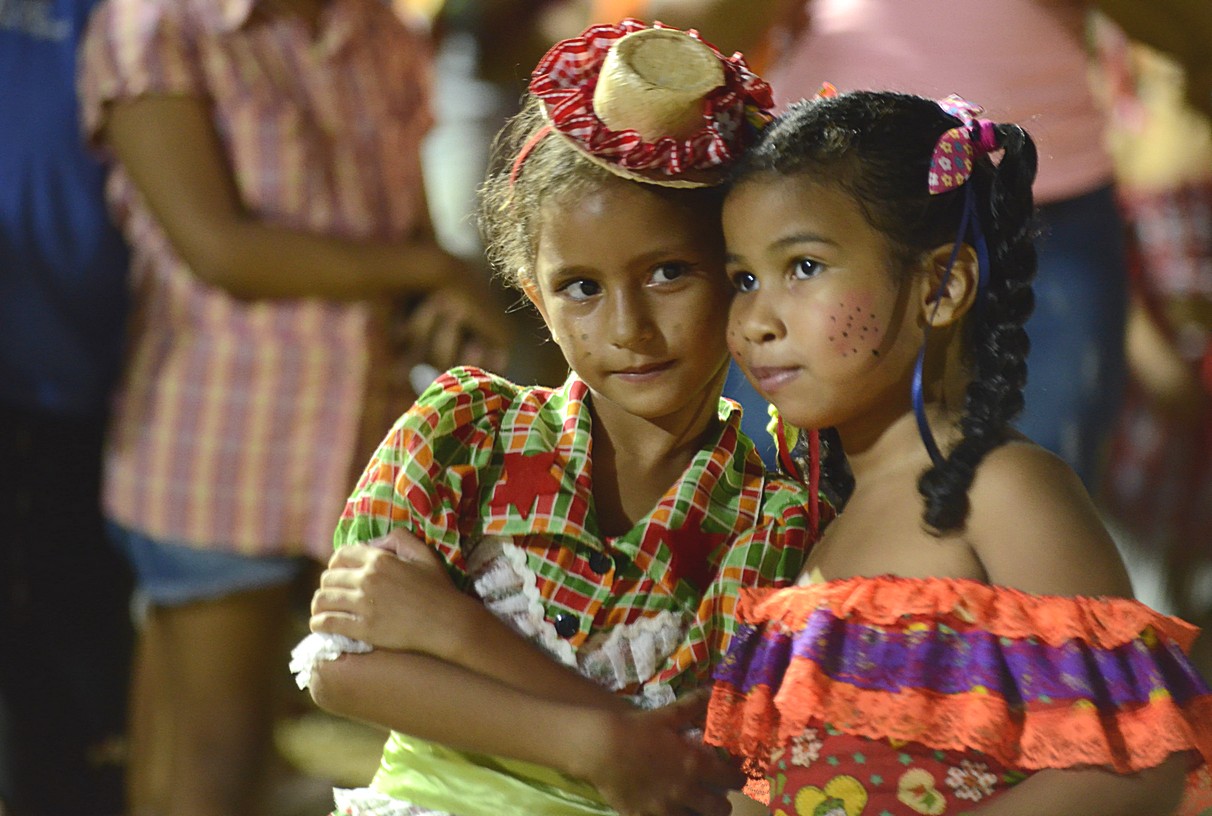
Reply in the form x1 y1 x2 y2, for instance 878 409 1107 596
706 659 1212 775
736 575 1200 651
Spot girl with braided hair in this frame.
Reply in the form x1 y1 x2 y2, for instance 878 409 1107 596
705 89 1212 815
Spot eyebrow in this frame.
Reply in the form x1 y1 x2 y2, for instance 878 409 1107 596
547 245 699 275
726 232 839 264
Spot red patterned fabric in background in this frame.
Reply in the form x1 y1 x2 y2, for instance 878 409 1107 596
1104 184 1212 561
80 0 432 557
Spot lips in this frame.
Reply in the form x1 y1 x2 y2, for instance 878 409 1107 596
747 365 802 393
612 360 676 380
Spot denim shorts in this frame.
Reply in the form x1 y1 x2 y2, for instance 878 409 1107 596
1016 184 1129 488
106 521 306 607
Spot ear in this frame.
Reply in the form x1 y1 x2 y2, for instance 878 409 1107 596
519 274 560 345
916 243 979 328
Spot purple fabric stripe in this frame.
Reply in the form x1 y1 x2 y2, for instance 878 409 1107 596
714 608 1211 711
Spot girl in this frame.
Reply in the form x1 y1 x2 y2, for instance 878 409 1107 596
705 90 1212 815
292 20 812 816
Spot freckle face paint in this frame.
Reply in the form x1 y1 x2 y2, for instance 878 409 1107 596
826 295 884 359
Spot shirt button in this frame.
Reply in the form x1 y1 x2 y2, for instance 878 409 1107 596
553 613 579 639
588 551 613 575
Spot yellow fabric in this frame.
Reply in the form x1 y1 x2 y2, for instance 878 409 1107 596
370 732 614 816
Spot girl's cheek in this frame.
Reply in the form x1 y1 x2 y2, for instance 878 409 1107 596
727 325 743 360
822 293 885 360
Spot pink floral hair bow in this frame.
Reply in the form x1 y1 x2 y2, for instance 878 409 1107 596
928 94 1000 195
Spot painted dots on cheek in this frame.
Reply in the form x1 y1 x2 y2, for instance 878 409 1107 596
827 301 858 357
862 314 885 357
727 328 744 359
830 298 884 358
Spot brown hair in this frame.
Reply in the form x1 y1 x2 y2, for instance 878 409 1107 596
478 96 723 290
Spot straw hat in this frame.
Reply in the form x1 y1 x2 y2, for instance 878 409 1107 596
593 27 726 142
526 19 774 187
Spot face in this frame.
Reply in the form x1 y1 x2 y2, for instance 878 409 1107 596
528 178 732 428
724 173 927 433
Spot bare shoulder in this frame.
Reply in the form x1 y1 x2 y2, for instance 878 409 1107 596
965 440 1132 598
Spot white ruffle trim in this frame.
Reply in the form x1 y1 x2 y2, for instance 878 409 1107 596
289 632 373 690
332 787 456 816
467 536 578 667
466 536 687 694
579 609 685 691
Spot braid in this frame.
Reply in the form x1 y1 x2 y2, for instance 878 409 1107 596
917 124 1038 530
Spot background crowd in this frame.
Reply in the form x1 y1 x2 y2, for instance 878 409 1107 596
1 0 1209 814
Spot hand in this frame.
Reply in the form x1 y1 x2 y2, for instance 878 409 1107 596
309 531 472 657
568 692 745 816
399 257 513 373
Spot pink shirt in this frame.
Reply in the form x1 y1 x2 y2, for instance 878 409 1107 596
772 0 1113 203
81 0 432 557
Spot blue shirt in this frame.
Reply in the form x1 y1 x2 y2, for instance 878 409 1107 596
0 0 128 418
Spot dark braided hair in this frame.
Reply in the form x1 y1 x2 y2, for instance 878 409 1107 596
735 91 1038 532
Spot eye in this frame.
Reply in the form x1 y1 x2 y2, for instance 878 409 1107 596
559 279 602 301
792 258 823 279
649 262 690 285
730 271 758 293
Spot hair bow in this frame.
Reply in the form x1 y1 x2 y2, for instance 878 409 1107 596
928 94 999 195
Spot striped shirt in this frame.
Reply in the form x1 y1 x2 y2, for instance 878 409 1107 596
333 366 812 813
80 0 432 557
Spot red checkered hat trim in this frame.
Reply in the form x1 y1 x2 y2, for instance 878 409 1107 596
528 19 773 181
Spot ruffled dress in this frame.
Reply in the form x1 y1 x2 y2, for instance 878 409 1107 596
705 575 1212 816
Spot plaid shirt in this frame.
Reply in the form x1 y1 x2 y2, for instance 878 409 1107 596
336 366 811 701
80 0 432 556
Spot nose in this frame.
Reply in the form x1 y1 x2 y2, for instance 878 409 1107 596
608 288 657 350
730 288 785 346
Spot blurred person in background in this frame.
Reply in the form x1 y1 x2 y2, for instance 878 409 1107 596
79 0 508 813
1096 19 1212 692
0 1 135 814
396 0 576 390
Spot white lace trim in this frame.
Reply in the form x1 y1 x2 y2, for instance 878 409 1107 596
467 536 577 666
466 536 687 693
289 632 373 690
332 787 455 816
627 682 678 710
291 537 689 700
578 610 685 691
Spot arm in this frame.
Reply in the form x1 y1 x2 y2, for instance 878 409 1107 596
962 443 1186 815
968 441 1132 598
1125 295 1205 420
101 94 460 301
309 537 629 709
962 760 1187 816
309 650 740 816
727 791 768 816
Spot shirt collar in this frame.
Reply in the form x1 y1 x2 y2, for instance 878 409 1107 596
481 372 597 542
481 377 767 601
618 398 766 604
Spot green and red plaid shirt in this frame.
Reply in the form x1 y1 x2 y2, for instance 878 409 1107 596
335 366 811 702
